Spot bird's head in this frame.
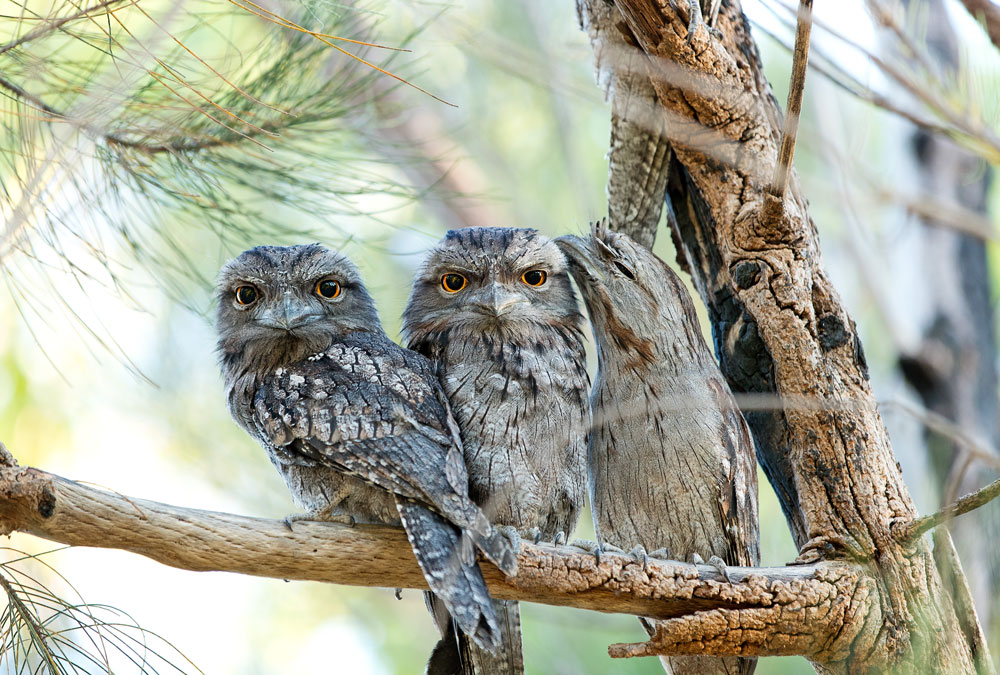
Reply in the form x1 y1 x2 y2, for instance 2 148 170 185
215 244 381 374
402 227 581 345
555 220 698 366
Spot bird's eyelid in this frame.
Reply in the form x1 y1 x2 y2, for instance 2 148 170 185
613 259 637 280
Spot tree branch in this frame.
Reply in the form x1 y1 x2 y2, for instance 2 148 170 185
0 71 267 155
896 476 1000 541
607 0 982 670
0 0 128 58
0 453 872 661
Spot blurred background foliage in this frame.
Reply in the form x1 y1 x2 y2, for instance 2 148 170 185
0 0 997 672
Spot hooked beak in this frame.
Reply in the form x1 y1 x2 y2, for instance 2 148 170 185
257 293 322 331
471 282 528 317
554 234 603 282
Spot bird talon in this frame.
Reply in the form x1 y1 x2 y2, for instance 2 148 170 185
709 555 732 582
568 538 599 555
498 525 522 553
521 527 543 545
629 545 649 571
282 507 355 531
552 531 567 546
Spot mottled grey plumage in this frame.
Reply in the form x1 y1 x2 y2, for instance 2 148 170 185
556 223 759 675
403 227 590 675
215 244 517 652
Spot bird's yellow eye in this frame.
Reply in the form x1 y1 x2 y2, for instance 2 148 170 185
521 269 546 287
235 285 258 305
316 279 341 299
441 273 467 293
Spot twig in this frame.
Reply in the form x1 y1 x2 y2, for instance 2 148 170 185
752 19 969 153
765 0 1000 159
880 398 1000 472
0 71 279 155
897 476 1000 541
768 0 812 202
931 529 997 675
0 0 127 57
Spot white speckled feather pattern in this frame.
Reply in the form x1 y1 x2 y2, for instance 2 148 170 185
216 244 517 655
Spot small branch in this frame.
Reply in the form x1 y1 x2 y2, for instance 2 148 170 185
897 476 1000 541
881 398 1000 472
768 0 812 202
0 457 871 662
0 72 263 155
764 0 1000 161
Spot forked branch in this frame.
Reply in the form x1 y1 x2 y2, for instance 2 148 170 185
0 454 871 662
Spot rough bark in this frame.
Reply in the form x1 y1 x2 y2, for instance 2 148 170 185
601 0 985 671
0 457 874 658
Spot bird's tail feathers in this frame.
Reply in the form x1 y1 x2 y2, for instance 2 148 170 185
397 499 500 652
426 599 523 675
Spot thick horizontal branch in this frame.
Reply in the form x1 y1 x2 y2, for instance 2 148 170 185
0 456 870 661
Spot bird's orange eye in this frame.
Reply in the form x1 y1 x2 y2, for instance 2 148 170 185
315 279 341 299
441 273 467 293
235 285 258 305
521 269 546 287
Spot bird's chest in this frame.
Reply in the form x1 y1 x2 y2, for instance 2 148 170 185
440 342 562 425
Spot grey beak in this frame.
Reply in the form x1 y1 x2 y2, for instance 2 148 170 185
473 282 527 316
258 292 320 330
554 235 601 279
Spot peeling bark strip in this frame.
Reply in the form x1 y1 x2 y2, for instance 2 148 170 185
603 0 984 671
0 460 872 657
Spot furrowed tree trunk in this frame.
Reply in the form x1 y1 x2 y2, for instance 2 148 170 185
583 0 992 671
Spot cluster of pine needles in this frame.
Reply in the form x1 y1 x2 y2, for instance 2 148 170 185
0 0 438 370
0 547 199 674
